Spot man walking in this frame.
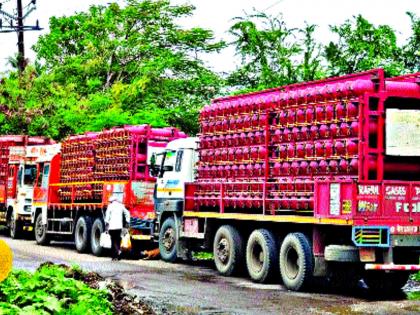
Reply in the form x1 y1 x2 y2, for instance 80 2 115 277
105 195 130 260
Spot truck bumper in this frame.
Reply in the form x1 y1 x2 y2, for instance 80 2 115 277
365 263 420 271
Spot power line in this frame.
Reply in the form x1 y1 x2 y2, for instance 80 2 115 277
0 0 42 72
263 0 285 11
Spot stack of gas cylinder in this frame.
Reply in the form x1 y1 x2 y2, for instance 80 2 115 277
58 125 186 203
60 133 97 201
0 136 25 185
196 79 373 213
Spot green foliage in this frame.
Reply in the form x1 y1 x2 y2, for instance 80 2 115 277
0 265 113 314
407 272 420 300
325 15 405 76
402 12 420 72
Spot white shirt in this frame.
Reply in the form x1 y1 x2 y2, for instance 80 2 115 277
105 201 130 230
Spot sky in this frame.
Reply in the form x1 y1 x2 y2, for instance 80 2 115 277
0 0 418 73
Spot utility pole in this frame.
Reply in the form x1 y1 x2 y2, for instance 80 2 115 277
0 0 42 72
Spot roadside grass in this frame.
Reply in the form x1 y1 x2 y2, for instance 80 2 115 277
407 272 420 300
0 264 113 314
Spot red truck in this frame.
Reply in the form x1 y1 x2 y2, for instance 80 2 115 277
31 125 185 255
0 136 54 238
153 69 420 292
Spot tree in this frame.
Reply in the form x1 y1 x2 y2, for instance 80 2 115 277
402 12 420 72
29 0 225 137
325 15 405 76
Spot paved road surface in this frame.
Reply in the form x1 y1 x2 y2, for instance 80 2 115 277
2 235 420 315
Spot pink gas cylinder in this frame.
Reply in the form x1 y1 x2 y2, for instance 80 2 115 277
211 135 219 148
218 165 225 177
347 140 358 155
279 110 287 125
254 163 262 177
296 143 305 158
325 140 333 157
247 132 255 145
228 148 235 161
347 102 358 118
292 127 300 141
315 142 324 156
319 159 328 173
287 144 295 158
229 117 236 131
336 103 346 120
330 123 339 137
339 159 348 173
350 158 358 173
339 122 350 136
329 160 338 173
282 162 291 175
221 148 228 161
215 120 222 132
259 147 267 160
232 165 239 177
279 145 287 159
250 147 259 160
283 128 291 142
225 165 232 178
239 132 247 145
246 164 254 176
300 161 309 175
309 161 318 174
273 129 282 143
306 107 314 122
316 106 325 121
243 147 250 160
310 125 319 139
335 141 345 155
350 121 359 136
236 116 244 130
232 134 240 146
257 131 265 144
287 109 295 125
243 115 251 129
319 124 329 138
291 161 300 175
300 126 309 140
211 165 218 177
305 143 314 157
251 113 259 128
297 108 305 123
235 147 243 161
259 114 267 127
273 162 282 176
325 103 335 121
201 150 208 162
201 121 209 134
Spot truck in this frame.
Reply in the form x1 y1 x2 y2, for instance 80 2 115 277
153 69 420 292
0 136 54 238
32 125 185 255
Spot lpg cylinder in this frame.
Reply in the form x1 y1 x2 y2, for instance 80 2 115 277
330 123 339 137
225 165 232 178
250 147 258 160
232 134 240 146
228 148 235 161
201 121 209 134
211 165 218 178
329 160 338 173
347 102 358 118
239 164 246 177
292 127 300 141
243 115 251 129
325 103 335 121
287 109 295 125
259 147 267 160
221 148 228 161
206 150 214 163
339 159 348 173
339 122 350 137
305 143 314 157
306 107 314 122
212 135 220 148
283 128 292 142
254 163 262 177
240 132 247 145
319 124 329 138
259 113 267 127
242 147 250 161
232 165 239 177
309 161 318 174
229 117 236 131
246 164 254 176
315 142 324 157
287 144 295 158
336 102 346 120
273 162 282 176
235 147 244 161
218 165 225 177
273 129 282 143
316 106 325 121
349 158 358 173
291 161 300 175
251 113 259 128
236 116 244 130
282 162 291 175
296 143 305 158
335 141 345 155
319 159 328 174
201 150 208 162
247 132 255 145
325 140 334 157
279 145 287 159
279 110 287 125
296 108 305 123
214 120 222 132
347 140 358 155
350 121 359 136
300 161 309 175
310 125 319 140
300 126 309 141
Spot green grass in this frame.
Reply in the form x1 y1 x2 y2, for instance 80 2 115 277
407 272 420 300
0 264 113 314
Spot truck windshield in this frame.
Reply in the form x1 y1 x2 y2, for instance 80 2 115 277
23 165 37 186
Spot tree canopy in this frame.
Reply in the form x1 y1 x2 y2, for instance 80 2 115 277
0 2 419 139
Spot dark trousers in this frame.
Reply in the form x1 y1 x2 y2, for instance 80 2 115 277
109 229 122 258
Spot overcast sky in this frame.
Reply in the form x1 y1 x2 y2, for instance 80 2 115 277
0 0 418 73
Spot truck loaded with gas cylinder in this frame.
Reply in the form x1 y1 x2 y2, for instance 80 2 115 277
31 125 186 255
153 69 420 292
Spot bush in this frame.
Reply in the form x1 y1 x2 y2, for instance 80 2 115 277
0 264 113 314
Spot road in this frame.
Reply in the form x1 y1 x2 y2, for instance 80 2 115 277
2 235 420 315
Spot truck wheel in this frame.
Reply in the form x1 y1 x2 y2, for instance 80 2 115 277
75 216 92 253
246 229 278 283
91 217 105 256
34 213 50 245
9 211 21 239
364 272 410 294
213 225 244 276
159 217 177 262
279 232 314 291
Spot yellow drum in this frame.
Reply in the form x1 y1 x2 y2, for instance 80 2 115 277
0 240 13 282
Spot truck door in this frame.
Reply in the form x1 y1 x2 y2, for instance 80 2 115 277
157 150 184 199
34 163 50 205
7 165 18 199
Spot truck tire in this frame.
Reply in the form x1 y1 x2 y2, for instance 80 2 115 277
364 272 410 294
246 229 278 283
75 216 92 253
34 212 50 245
159 217 178 262
91 217 105 256
9 210 21 240
279 232 314 291
324 245 359 262
213 225 244 276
